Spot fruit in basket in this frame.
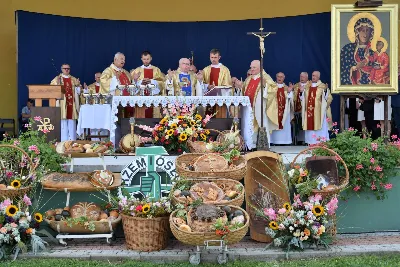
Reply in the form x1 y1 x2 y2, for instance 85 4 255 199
173 217 186 227
179 224 191 232
226 190 238 199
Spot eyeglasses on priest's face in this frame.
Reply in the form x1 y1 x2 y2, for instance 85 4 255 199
62 68 70 70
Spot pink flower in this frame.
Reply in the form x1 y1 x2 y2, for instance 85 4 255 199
356 164 363 170
263 208 277 221
348 127 355 131
0 228 7 234
353 185 361 192
326 197 338 215
377 124 381 128
391 135 398 140
6 171 13 178
23 194 32 206
278 208 286 215
333 129 339 135
371 183 376 190
28 145 38 152
293 194 303 207
10 223 17 228
24 124 30 128
371 143 378 151
335 155 341 161
363 148 368 152
13 140 20 146
320 137 327 142
332 122 338 127
278 224 285 230
370 158 375 164
42 129 50 133
203 114 212 124
33 116 41 121
0 199 11 210
384 184 393 190
374 166 383 172
311 133 317 139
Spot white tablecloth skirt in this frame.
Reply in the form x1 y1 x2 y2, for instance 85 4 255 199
77 104 111 136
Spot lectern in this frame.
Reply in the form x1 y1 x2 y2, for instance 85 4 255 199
27 85 64 141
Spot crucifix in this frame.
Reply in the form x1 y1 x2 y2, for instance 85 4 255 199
247 18 276 151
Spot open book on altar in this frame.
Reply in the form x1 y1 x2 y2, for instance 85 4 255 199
204 86 233 96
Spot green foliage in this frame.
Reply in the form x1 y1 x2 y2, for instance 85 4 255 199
65 216 96 232
313 129 400 200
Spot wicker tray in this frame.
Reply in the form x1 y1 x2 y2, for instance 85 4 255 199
176 153 247 181
170 205 249 246
171 178 244 207
290 146 349 198
45 216 122 234
187 129 221 153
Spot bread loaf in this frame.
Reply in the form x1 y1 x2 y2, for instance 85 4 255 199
70 202 101 221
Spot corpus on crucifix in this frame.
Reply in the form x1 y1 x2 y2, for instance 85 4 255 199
246 19 276 151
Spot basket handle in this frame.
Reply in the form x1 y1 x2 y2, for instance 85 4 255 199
0 144 38 173
290 145 349 193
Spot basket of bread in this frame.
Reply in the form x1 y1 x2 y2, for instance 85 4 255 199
170 204 249 246
56 141 113 157
171 178 244 207
45 202 121 234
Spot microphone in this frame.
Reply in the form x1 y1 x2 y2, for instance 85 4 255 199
50 58 61 84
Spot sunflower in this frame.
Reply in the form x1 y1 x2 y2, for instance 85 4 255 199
283 202 291 211
177 115 184 120
195 114 202 121
189 120 196 126
170 123 178 130
312 205 324 217
166 129 174 136
34 212 43 223
269 221 278 230
200 133 207 140
179 133 188 142
11 179 21 188
205 130 210 135
158 126 164 132
142 204 151 214
160 118 167 125
6 205 18 217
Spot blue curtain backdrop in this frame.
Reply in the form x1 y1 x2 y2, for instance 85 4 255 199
17 11 339 123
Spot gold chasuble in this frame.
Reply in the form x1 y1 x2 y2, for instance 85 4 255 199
87 82 100 94
99 64 132 95
131 65 165 95
202 64 232 90
301 81 333 131
293 82 310 113
50 74 80 120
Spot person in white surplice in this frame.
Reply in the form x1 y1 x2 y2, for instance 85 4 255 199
299 71 333 145
269 72 294 145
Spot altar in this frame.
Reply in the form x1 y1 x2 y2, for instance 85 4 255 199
109 96 255 150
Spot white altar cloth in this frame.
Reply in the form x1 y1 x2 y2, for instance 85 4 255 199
110 96 255 149
77 104 111 136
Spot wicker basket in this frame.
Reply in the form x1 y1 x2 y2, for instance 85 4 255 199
122 214 170 252
216 130 245 151
176 153 247 181
187 129 222 153
45 216 122 234
290 146 349 198
171 178 244 207
170 205 249 246
0 145 39 199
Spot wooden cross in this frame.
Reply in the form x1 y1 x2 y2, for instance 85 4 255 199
247 18 276 150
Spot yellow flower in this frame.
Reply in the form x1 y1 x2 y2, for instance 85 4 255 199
170 123 178 130
189 120 196 126
312 205 324 217
177 115 184 120
200 133 206 140
166 129 174 136
158 126 164 132
160 118 167 124
34 212 43 223
11 180 21 189
179 133 188 142
269 221 278 230
142 204 151 214
195 114 202 121
6 205 18 217
205 130 210 135
283 202 291 212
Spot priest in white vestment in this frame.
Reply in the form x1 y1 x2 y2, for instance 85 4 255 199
269 72 294 145
300 71 333 144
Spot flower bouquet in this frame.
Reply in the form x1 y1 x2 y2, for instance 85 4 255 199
0 196 47 260
256 194 338 258
119 196 171 251
287 164 319 199
137 102 214 153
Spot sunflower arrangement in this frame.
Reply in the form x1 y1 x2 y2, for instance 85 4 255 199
0 196 47 260
137 102 214 153
255 194 338 255
118 196 171 219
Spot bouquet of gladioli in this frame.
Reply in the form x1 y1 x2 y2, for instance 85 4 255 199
138 102 214 153
0 196 47 260
119 196 172 219
256 194 338 256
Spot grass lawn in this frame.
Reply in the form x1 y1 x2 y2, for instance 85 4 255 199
3 255 400 267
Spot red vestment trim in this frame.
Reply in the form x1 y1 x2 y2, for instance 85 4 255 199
244 78 260 107
209 67 220 86
277 87 286 129
62 77 73 120
306 86 318 130
95 85 100 93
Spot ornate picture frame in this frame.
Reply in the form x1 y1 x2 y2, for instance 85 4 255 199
331 4 398 94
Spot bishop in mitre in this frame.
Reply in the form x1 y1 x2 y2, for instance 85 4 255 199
269 72 294 145
100 52 134 117
300 71 333 144
50 63 81 141
234 60 277 148
165 58 205 96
